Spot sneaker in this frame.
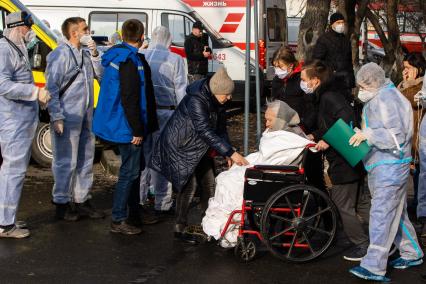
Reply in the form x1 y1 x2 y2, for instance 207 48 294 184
343 244 368 262
75 201 105 219
389 257 423 269
349 266 390 282
110 221 142 235
55 203 79 221
0 225 30 239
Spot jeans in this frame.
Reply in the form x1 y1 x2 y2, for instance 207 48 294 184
175 155 215 232
112 143 144 222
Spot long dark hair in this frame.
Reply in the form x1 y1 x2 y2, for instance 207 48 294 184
302 59 332 86
404 52 426 78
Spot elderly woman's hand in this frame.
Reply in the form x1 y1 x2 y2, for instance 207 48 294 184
349 132 367 147
231 152 249 166
315 140 329 151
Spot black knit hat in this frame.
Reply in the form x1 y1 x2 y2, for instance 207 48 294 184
330 12 345 25
193 21 203 30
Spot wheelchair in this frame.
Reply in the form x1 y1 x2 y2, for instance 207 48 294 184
219 144 338 263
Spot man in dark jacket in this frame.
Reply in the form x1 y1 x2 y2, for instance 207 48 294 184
93 19 159 235
312 12 355 102
184 21 211 83
301 60 368 262
151 67 248 243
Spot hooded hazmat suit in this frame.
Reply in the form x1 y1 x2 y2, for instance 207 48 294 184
139 26 187 211
356 63 423 276
46 41 103 204
0 17 39 226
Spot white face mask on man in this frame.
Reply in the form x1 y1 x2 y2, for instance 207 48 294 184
79 34 93 46
333 24 345 34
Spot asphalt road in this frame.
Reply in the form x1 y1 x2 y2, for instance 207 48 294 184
0 163 424 284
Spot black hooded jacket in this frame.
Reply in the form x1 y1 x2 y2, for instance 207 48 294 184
311 77 360 185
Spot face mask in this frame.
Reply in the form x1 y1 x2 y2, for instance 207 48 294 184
300 80 314 94
24 30 36 44
333 24 345 34
275 67 289 79
358 89 376 103
79 34 93 46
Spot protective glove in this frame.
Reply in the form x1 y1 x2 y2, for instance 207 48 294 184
53 120 64 135
349 132 367 147
87 40 99 57
38 88 51 110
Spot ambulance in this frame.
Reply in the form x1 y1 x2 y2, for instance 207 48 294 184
182 0 288 81
21 0 260 100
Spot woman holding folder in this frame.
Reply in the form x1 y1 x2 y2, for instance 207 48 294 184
300 60 368 261
348 63 423 282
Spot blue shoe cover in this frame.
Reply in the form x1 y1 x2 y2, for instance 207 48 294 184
349 266 390 282
389 257 423 269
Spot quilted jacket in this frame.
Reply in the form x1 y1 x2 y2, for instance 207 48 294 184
150 78 234 192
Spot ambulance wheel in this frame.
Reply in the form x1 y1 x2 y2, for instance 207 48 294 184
234 237 256 262
31 122 53 167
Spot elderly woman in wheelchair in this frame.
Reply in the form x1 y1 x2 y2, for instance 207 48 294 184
202 100 338 262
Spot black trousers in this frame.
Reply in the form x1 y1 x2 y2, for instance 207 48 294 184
175 155 215 232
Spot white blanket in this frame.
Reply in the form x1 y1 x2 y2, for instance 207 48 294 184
202 130 312 248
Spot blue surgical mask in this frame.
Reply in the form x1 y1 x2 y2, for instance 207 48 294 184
300 80 314 94
275 67 289 79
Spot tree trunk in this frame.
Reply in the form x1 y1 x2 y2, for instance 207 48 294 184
296 0 332 62
366 8 395 74
351 0 369 68
386 0 404 81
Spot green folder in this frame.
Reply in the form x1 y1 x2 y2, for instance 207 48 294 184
322 119 371 167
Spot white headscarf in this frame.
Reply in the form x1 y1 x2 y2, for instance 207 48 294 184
149 26 172 49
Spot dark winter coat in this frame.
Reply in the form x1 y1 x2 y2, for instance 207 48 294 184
311 78 360 185
150 78 234 192
184 33 209 75
312 30 355 91
271 64 317 133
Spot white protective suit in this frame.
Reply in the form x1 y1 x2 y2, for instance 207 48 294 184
202 129 312 247
139 26 187 211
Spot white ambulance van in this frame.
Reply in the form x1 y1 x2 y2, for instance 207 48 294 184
21 0 260 102
182 0 287 81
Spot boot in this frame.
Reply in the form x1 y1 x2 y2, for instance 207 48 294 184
55 203 79 221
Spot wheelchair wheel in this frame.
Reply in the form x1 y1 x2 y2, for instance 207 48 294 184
234 237 257 262
260 184 337 263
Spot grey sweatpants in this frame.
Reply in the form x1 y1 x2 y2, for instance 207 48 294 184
330 182 369 246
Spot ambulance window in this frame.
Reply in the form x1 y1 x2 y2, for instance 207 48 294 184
161 13 191 47
90 13 117 37
118 13 147 32
89 12 148 39
267 8 286 42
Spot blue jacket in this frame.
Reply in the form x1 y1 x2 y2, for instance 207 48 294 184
150 78 234 192
93 43 156 143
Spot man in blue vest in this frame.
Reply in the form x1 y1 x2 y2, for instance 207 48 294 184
93 19 158 235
